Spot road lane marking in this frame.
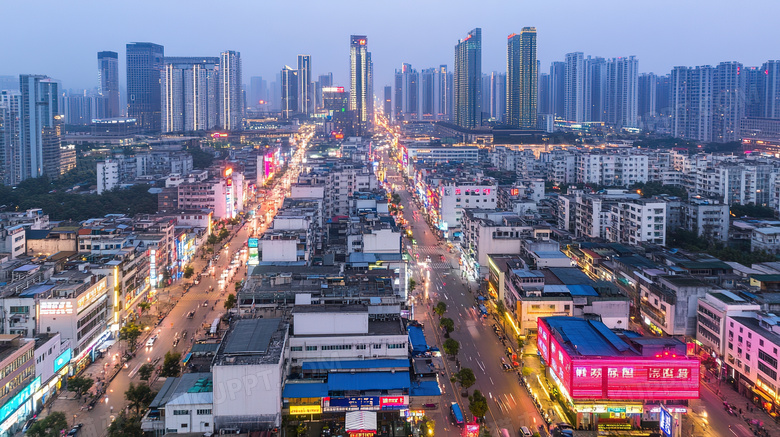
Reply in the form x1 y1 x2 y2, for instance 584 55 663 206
489 377 494 385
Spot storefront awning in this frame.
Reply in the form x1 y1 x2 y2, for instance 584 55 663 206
345 410 377 433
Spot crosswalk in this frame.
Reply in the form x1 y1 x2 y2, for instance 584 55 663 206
428 262 454 270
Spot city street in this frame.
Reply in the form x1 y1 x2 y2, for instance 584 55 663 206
376 140 546 436
42 133 311 437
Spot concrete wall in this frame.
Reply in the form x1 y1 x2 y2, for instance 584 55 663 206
213 362 282 429
261 239 297 262
294 312 368 336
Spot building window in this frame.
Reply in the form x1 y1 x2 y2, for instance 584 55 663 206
290 346 303 352
356 345 366 350
387 343 407 349
196 409 212 415
181 424 188 429
373 344 382 349
173 410 189 415
305 346 317 351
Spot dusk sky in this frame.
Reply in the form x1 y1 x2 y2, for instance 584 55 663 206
2 0 778 91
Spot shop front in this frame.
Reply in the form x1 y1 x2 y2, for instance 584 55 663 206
753 378 780 417
0 377 41 437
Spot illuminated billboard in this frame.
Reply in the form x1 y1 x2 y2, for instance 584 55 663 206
538 318 699 400
248 238 259 266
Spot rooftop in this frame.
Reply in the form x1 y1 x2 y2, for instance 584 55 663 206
214 318 287 366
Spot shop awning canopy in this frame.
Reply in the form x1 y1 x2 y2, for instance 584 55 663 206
345 410 377 433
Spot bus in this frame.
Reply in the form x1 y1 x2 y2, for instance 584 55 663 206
450 402 464 426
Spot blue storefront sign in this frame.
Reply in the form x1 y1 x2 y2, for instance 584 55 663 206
323 396 379 411
0 377 40 424
659 405 672 437
54 349 71 373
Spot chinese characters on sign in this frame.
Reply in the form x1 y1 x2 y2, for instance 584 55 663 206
648 367 690 380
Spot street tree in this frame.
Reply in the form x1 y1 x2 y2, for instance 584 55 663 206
119 323 142 351
224 293 237 311
183 266 194 279
495 300 506 316
125 382 156 416
419 416 435 436
218 228 230 241
456 368 476 390
137 302 151 313
207 234 218 245
408 278 416 293
443 338 460 357
468 390 488 420
67 376 93 397
160 351 182 377
439 317 454 336
138 363 154 381
107 412 143 437
27 412 67 437
434 301 447 317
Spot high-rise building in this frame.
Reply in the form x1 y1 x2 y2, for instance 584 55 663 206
161 57 220 133
489 72 506 122
315 73 333 110
656 74 672 120
550 61 566 118
297 55 312 115
605 56 639 129
401 63 419 120
219 50 243 130
249 76 268 110
712 61 744 142
454 28 482 129
564 52 584 122
437 65 449 121
583 56 606 122
743 67 763 118
506 28 537 128
0 90 22 185
383 86 392 117
349 35 372 135
126 42 164 132
421 68 435 120
19 75 60 180
671 65 714 141
281 66 298 119
98 51 120 118
638 73 657 130
393 69 403 122
538 73 550 115
763 60 780 119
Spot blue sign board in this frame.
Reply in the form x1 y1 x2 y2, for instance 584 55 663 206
54 349 71 373
0 377 40 424
325 396 379 410
659 405 672 437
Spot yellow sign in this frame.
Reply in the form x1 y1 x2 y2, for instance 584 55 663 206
290 405 321 415
77 279 107 309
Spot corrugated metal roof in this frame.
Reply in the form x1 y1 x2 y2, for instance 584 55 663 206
302 359 409 371
282 382 329 398
327 371 410 391
408 325 428 354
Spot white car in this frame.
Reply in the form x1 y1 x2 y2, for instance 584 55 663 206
146 335 158 347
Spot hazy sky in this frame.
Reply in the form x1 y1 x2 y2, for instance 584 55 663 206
2 0 778 91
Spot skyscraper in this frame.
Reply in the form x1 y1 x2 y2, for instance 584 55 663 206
19 75 60 180
98 51 120 118
161 57 220 133
538 73 550 115
605 56 639 129
349 35 371 136
763 60 780 119
489 72 506 122
564 52 584 123
421 68 435 120
506 27 537 128
0 90 22 185
249 76 267 110
383 86 392 117
638 73 657 130
394 69 403 122
400 63 419 120
316 73 333 109
297 55 312 115
743 67 763 118
550 61 566 118
454 28 482 129
126 42 164 132
671 65 714 141
219 50 243 130
583 56 606 122
281 66 299 119
712 61 744 142
437 65 449 121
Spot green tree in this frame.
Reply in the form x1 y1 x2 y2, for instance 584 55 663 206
125 382 156 416
67 376 93 397
207 234 218 245
495 300 506 316
443 338 460 357
408 278 417 293
419 416 435 436
731 202 776 219
434 301 447 317
234 281 243 292
522 367 533 377
119 322 143 351
137 302 151 313
107 412 143 437
160 351 182 377
183 266 194 279
439 317 455 336
468 390 488 420
455 368 476 390
218 228 230 241
224 293 237 311
138 363 154 381
26 412 68 437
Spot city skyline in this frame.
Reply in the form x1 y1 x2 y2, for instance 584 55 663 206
2 1 779 92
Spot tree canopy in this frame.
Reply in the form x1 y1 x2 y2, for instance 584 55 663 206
160 351 182 377
468 390 488 419
27 412 67 437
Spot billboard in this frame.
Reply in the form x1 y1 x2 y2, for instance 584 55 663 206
290 405 321 415
323 396 379 411
538 319 700 400
248 238 259 266
54 349 72 373
659 405 673 437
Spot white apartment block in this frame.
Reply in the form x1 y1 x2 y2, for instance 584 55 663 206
576 153 648 187
97 160 120 194
605 198 666 246
696 291 761 359
724 313 780 405
438 184 497 233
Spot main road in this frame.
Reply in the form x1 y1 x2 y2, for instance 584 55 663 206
374 141 546 437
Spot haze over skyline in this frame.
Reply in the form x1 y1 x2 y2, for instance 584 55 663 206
2 0 778 91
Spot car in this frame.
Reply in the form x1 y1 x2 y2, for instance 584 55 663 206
22 417 36 432
146 335 158 347
182 330 188 339
187 311 195 319
520 426 532 437
203 300 209 307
